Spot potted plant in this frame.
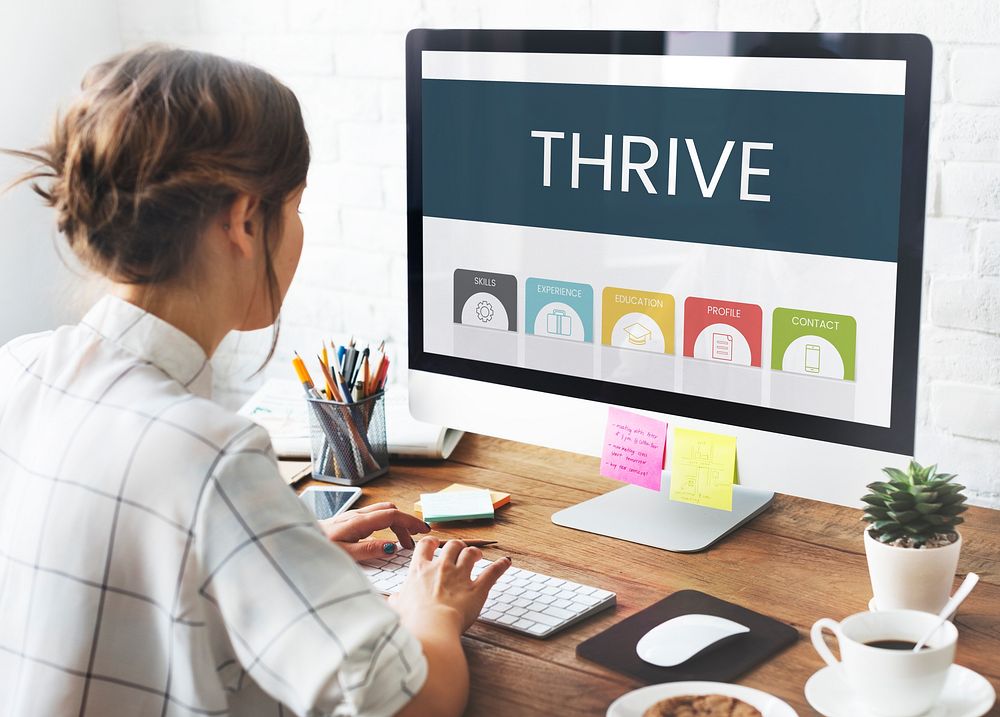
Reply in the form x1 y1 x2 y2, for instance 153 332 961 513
861 461 968 614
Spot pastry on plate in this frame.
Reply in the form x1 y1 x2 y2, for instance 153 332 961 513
641 693 763 717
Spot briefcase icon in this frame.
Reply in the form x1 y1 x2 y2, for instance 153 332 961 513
546 309 572 336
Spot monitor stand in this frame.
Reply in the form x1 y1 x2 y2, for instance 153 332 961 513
551 478 774 553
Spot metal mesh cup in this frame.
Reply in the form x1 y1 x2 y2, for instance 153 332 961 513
305 391 388 486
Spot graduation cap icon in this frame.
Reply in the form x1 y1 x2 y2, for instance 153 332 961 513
623 322 653 346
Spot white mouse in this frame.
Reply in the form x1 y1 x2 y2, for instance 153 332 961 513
636 613 750 667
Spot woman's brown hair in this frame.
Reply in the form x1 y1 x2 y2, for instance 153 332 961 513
3 44 310 360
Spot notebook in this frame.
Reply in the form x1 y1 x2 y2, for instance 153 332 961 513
238 378 464 460
576 590 798 683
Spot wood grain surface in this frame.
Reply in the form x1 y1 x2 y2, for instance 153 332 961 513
296 433 1000 716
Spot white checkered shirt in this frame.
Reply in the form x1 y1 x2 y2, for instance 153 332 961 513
0 295 427 717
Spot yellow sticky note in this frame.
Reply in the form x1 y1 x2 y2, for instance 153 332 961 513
670 428 737 511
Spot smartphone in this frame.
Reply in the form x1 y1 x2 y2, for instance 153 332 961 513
299 486 363 519
805 344 821 374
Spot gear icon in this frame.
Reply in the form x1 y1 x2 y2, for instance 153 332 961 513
475 300 495 323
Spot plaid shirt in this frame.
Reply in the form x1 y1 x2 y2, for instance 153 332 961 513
0 295 426 717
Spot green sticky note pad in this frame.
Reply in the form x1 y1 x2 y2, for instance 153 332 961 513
419 489 495 522
670 428 737 511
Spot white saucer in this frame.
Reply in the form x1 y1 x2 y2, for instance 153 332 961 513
607 681 798 717
804 664 995 717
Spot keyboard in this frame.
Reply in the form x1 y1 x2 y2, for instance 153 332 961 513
360 546 617 638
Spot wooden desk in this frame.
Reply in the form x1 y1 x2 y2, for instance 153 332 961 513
297 434 1000 716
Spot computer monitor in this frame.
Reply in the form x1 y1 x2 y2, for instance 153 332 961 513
405 30 931 551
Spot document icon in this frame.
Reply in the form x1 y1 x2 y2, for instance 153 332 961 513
546 309 572 337
712 333 733 361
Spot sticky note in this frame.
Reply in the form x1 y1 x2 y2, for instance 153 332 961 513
414 483 510 516
670 428 737 511
419 488 495 523
600 407 668 491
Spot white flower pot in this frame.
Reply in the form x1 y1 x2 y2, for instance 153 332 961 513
863 529 962 614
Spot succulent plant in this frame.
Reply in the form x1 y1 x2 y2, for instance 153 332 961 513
862 461 968 547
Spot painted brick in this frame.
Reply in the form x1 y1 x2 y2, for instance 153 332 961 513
246 34 336 77
940 162 1000 220
930 277 1000 334
332 33 406 79
380 79 406 124
862 0 1000 44
199 0 286 34
815 0 862 29
932 105 1000 162
719 0 818 30
922 217 975 275
913 427 1000 506
307 162 384 211
119 0 199 34
593 0 718 29
381 167 407 213
339 122 406 168
480 0 593 29
977 222 1000 276
931 382 1000 442
950 48 1000 106
423 0 480 27
289 0 423 32
340 208 407 254
919 324 1000 386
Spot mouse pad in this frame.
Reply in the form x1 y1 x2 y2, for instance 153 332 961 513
576 590 798 684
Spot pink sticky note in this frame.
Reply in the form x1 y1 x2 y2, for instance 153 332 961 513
599 407 668 491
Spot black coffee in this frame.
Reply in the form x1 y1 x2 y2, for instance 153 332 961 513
864 639 924 650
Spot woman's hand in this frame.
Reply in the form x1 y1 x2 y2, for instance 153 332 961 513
318 501 430 561
388 537 511 634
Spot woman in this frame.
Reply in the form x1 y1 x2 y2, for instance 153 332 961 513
0 45 508 716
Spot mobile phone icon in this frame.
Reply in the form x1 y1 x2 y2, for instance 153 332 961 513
805 344 821 373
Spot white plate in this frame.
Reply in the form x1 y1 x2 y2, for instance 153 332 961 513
607 681 798 717
804 664 996 717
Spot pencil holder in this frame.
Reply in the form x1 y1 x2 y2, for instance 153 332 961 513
306 391 389 486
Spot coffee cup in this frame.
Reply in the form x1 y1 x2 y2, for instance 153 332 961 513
811 609 957 717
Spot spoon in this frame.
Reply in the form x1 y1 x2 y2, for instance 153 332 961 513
913 572 979 652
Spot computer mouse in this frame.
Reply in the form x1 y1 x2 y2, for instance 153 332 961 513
636 613 750 667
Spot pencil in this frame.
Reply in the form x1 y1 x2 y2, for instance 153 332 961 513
419 538 497 548
316 355 343 402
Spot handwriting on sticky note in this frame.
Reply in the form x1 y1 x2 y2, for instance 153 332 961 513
670 428 737 511
600 407 667 491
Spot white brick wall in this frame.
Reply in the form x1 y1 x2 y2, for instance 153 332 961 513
115 0 1000 507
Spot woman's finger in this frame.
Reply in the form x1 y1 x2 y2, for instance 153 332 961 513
412 535 439 564
474 556 512 596
336 539 397 562
438 539 466 565
352 501 397 514
456 546 482 575
391 526 415 550
338 509 428 541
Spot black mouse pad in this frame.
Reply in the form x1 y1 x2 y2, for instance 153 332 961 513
576 590 798 683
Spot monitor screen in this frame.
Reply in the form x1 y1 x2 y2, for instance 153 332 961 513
407 31 930 455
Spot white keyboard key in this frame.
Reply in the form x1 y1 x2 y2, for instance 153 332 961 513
523 611 561 627
543 606 575 621
363 551 615 638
